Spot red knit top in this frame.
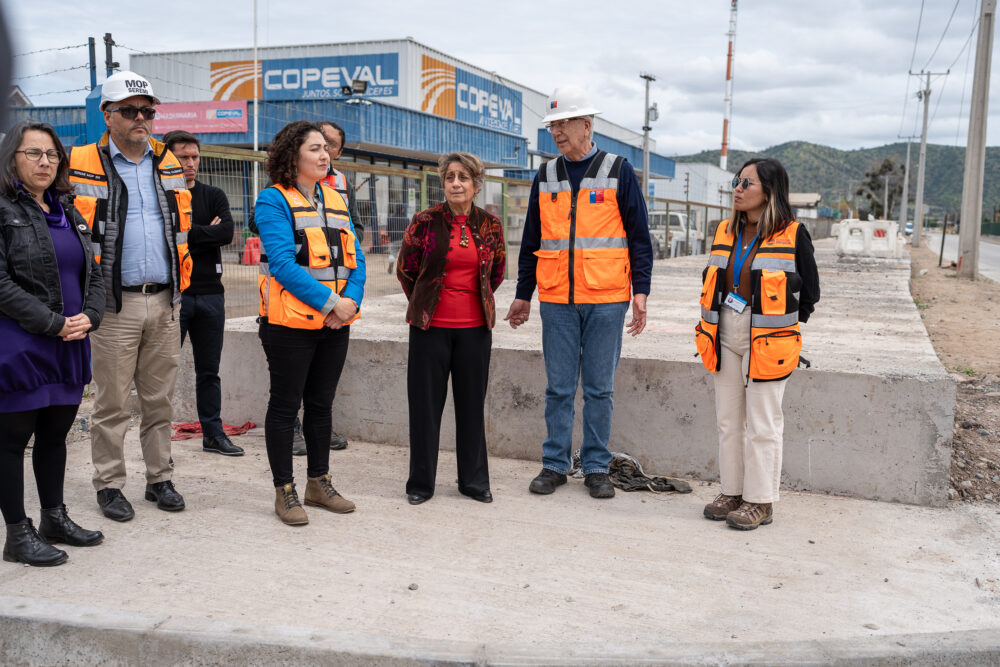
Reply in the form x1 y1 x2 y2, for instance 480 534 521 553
429 215 487 328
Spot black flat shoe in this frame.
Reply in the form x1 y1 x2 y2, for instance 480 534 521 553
460 489 493 503
407 493 430 505
203 434 244 457
96 488 135 522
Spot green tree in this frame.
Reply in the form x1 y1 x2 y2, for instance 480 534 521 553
855 158 904 219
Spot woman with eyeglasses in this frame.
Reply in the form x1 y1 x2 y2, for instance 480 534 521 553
0 121 106 566
695 158 819 530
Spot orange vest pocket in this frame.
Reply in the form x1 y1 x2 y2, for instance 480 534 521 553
272 286 324 330
700 265 719 311
695 321 719 373
760 270 788 315
178 245 192 292
534 249 568 291
303 227 331 269
750 326 801 380
339 227 357 269
580 247 629 290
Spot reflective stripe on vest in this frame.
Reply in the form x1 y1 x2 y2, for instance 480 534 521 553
536 150 631 304
258 184 357 329
68 141 192 292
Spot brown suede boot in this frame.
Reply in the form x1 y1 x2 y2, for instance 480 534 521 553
726 501 773 530
304 474 356 514
703 493 743 521
274 483 308 526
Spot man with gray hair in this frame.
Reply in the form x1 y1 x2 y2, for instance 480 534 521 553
505 84 653 499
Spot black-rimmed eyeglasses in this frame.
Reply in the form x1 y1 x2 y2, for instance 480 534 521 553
16 148 61 163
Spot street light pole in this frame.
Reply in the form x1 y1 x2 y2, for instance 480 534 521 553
640 72 656 208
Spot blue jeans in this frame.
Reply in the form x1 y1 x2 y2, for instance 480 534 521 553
539 300 629 475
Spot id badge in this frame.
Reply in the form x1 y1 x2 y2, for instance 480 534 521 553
723 292 748 313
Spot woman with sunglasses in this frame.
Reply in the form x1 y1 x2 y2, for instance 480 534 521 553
696 158 819 530
0 121 106 566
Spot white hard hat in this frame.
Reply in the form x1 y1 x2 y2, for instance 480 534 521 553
100 71 160 109
542 84 602 124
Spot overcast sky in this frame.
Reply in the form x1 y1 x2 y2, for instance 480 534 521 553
6 0 998 155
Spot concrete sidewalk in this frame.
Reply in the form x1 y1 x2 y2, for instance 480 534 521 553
2 429 999 665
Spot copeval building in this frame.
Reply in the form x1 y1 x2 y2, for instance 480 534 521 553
10 38 675 178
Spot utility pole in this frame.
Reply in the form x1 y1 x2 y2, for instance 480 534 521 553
958 0 996 279
910 70 948 247
684 172 691 255
898 136 916 232
720 0 738 170
103 33 118 77
883 173 890 219
252 0 260 201
640 72 656 208
87 37 97 90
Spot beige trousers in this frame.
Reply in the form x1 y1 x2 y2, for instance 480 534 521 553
712 307 788 503
90 290 180 490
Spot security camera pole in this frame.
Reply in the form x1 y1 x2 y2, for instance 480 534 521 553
640 72 656 207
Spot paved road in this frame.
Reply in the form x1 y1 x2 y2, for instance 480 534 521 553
922 232 1000 282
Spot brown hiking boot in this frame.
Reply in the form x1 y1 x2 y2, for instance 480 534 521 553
703 493 742 520
726 501 773 530
304 474 356 514
274 483 308 526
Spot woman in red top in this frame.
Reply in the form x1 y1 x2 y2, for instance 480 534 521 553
396 153 506 505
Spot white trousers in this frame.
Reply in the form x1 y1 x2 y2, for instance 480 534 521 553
712 307 788 503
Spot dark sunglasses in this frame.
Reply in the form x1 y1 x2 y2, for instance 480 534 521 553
732 176 757 190
110 106 157 120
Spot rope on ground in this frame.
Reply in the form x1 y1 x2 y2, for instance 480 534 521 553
570 450 692 493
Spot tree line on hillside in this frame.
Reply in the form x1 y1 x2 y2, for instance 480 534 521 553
676 141 1000 223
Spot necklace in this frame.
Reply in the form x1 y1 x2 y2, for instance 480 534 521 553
459 221 470 248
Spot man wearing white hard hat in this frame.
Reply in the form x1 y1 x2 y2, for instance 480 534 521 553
505 84 653 499
68 71 192 521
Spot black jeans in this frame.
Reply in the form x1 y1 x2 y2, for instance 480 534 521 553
259 320 350 487
180 292 226 437
406 325 491 498
0 404 79 524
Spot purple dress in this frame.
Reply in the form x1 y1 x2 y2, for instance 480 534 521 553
0 193 91 413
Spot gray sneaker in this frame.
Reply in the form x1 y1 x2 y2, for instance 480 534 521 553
292 418 306 456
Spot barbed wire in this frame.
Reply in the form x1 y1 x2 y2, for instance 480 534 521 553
13 64 90 81
29 87 91 97
116 43 212 72
14 43 87 58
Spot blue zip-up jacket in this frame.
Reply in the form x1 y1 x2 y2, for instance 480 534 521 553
255 185 366 315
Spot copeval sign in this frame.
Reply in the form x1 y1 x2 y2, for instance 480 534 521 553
153 101 248 134
454 68 522 134
261 53 399 100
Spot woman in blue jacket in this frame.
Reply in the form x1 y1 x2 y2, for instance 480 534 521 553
0 121 105 566
255 121 366 526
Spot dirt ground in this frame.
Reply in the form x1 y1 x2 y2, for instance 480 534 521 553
908 243 1000 504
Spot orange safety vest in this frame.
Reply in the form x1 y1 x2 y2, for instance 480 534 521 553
258 183 358 330
321 168 348 198
534 151 631 304
68 135 193 291
696 219 804 381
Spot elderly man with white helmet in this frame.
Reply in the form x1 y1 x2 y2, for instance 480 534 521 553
68 71 192 521
505 85 653 499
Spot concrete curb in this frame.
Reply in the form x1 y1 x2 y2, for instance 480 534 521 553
3 595 1000 666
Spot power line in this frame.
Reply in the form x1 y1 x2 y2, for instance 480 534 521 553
14 43 87 58
30 87 91 97
899 0 928 136
923 0 963 70
13 64 89 80
116 42 212 72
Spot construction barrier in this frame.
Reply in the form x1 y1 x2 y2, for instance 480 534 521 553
835 219 902 258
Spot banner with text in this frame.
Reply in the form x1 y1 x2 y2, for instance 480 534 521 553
153 101 248 134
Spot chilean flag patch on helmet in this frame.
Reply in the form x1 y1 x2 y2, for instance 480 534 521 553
550 101 557 109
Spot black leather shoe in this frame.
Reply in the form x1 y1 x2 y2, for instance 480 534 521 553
38 505 103 547
528 468 567 495
292 419 306 456
407 493 430 505
203 434 244 457
584 472 616 499
330 431 348 451
145 480 186 512
460 489 493 503
96 488 135 522
3 518 67 567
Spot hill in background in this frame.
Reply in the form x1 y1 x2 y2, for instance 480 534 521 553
675 141 998 219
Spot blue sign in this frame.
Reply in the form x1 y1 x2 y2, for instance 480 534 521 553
262 53 399 100
454 68 522 134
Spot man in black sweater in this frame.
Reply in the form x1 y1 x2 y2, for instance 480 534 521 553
163 130 243 457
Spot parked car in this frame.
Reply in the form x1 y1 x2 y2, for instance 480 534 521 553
648 212 672 259
905 222 913 236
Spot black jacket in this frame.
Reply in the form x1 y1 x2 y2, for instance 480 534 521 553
0 190 105 336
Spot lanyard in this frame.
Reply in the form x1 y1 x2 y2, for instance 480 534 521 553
732 227 758 289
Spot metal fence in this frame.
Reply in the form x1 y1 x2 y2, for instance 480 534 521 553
195 145 531 318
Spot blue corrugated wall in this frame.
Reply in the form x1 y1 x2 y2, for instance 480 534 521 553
6 107 88 147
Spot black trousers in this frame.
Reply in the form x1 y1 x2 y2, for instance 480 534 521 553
259 320 350 487
180 292 226 437
0 404 79 524
406 325 491 498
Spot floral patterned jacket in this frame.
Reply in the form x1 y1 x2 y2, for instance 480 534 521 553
396 202 506 330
